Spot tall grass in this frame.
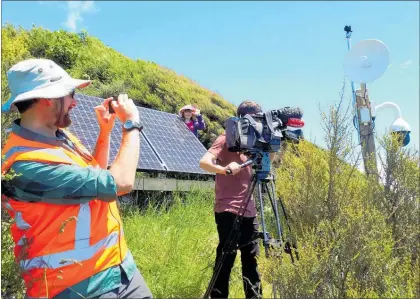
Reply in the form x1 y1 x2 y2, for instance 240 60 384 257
121 187 275 298
122 188 216 298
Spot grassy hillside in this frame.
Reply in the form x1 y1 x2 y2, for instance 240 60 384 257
1 24 237 148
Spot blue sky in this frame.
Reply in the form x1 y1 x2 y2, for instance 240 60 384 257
2 1 419 152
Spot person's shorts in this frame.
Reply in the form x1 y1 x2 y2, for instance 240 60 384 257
94 267 153 299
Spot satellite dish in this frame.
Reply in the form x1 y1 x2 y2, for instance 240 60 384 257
343 39 390 83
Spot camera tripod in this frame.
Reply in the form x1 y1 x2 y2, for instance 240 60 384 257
203 151 299 299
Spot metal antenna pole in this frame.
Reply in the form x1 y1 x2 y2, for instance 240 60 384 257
356 84 378 176
344 25 360 144
344 25 378 177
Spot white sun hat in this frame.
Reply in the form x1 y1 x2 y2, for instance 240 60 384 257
178 104 196 117
2 58 91 112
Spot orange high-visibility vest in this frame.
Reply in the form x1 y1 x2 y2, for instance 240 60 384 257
1 130 129 298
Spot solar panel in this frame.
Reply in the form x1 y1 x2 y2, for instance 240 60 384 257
69 94 210 175
138 107 209 174
70 94 165 171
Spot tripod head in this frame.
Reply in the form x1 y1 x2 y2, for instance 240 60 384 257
245 150 272 181
226 150 273 181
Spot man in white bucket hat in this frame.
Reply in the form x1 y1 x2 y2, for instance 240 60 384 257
1 59 152 299
2 58 91 113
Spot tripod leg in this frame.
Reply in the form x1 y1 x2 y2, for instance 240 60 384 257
261 182 285 299
264 181 284 248
276 193 300 262
203 176 258 299
257 182 270 258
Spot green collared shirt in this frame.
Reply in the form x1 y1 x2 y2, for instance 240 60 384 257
3 120 137 298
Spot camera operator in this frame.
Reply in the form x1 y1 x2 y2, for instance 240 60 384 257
1 59 152 299
199 100 274 299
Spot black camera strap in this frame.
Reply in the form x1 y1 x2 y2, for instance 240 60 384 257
243 115 266 143
243 113 276 143
264 110 276 141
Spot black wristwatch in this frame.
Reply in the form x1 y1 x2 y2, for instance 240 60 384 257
123 120 143 132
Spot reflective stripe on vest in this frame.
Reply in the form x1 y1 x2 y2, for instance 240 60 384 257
4 202 31 245
2 146 75 167
18 202 119 270
2 146 44 162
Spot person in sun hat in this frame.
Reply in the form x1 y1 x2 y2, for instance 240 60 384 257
1 58 152 299
178 104 206 137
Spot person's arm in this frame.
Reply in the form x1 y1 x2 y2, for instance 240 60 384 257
107 94 140 195
199 135 241 175
92 132 111 169
108 129 139 195
195 114 206 130
199 152 226 175
92 98 117 169
7 161 117 204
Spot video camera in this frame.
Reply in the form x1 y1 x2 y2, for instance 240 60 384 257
225 107 304 154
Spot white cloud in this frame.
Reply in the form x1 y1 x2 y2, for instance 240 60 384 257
64 1 97 32
400 60 413 69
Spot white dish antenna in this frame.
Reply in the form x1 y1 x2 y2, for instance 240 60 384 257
343 39 390 83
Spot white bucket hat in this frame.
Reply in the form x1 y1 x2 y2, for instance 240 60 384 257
1 58 91 112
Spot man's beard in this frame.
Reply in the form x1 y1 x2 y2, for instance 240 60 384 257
51 98 72 128
55 111 72 128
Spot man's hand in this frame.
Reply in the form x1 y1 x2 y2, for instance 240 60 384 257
110 94 139 123
94 97 117 134
225 161 242 175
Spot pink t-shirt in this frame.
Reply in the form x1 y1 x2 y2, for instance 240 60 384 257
185 120 195 132
208 134 257 217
